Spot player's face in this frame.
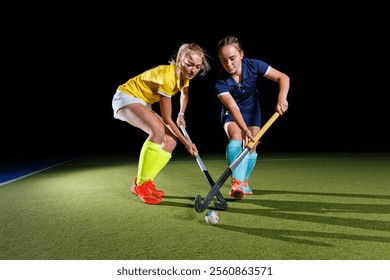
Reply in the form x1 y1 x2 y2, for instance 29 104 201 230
218 45 243 75
180 53 203 80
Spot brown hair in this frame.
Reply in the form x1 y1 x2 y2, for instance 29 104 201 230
217 36 244 55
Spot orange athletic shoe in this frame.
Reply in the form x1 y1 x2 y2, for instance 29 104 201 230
229 178 245 199
131 179 162 205
132 177 165 197
241 180 253 195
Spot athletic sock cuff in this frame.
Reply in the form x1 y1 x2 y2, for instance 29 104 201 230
228 140 242 147
144 140 161 151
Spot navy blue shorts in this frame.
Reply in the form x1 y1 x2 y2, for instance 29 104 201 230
221 110 261 127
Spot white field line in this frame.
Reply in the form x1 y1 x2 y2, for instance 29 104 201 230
0 158 80 187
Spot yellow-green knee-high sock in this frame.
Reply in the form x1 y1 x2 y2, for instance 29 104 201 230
150 149 172 180
137 140 161 185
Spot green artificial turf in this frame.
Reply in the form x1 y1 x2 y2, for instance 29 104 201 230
1 152 390 260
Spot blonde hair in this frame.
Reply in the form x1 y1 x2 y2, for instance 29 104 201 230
170 43 211 77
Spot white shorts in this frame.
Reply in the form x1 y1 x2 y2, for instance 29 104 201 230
112 90 151 121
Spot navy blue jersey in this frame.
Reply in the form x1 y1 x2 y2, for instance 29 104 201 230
215 57 270 126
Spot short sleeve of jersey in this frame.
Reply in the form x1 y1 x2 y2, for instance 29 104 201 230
140 64 178 97
157 65 189 97
118 63 189 104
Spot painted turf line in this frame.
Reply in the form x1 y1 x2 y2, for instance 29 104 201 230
0 157 80 187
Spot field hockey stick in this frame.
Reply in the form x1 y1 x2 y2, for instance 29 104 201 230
180 125 228 211
194 112 280 213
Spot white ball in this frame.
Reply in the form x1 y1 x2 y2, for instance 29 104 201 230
205 210 220 225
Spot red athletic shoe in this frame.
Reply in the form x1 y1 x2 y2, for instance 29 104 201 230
132 177 164 197
131 179 162 205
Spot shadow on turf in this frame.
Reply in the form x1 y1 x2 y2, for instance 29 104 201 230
225 189 390 233
161 195 239 210
216 224 390 247
160 195 196 209
160 193 390 248
254 189 390 200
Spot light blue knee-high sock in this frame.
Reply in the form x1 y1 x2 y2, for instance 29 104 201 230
226 140 245 180
243 152 258 186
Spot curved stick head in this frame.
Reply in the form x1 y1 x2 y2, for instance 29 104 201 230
213 200 228 211
194 195 207 213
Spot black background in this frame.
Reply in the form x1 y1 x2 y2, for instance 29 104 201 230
2 5 389 161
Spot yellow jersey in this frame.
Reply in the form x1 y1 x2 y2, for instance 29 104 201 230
117 63 190 105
